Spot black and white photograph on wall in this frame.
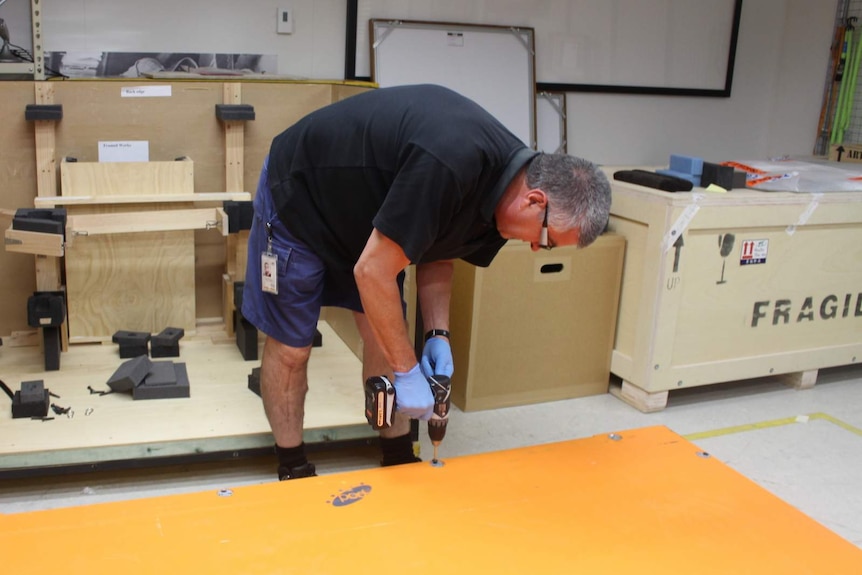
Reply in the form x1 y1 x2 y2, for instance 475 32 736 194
45 51 277 78
0 0 32 64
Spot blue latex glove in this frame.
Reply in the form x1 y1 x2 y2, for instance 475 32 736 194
393 364 434 420
420 337 454 378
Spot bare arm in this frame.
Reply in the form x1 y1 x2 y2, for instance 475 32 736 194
354 228 417 373
416 260 454 335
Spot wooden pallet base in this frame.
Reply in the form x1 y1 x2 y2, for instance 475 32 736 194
611 369 821 412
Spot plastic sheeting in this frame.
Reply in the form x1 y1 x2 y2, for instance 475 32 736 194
726 159 862 192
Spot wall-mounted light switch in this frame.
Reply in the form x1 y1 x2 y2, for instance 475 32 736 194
277 7 293 34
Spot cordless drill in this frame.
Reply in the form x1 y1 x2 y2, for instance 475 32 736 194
426 375 451 464
364 374 452 463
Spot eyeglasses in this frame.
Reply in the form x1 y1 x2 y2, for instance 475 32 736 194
538 203 552 250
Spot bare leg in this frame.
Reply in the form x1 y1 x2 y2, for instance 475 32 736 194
260 335 313 448
353 312 411 439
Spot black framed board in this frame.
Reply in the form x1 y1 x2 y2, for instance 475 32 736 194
537 91 567 154
347 0 743 98
370 19 537 147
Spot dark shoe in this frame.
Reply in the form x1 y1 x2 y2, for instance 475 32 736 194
278 462 317 480
380 455 422 467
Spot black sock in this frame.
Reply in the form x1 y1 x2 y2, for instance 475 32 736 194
275 442 308 470
379 433 421 466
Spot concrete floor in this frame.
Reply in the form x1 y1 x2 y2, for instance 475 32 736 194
2 364 861 549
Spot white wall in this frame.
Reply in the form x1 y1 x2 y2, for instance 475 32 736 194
567 0 836 164
42 0 347 79
40 0 836 164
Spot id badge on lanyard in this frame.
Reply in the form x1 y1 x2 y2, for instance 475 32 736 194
261 221 278 294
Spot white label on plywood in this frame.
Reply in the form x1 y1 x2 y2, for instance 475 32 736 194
121 85 172 98
98 141 149 163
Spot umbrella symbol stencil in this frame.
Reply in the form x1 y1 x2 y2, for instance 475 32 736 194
717 233 735 284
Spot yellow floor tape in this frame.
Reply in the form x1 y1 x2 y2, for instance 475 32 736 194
683 412 862 441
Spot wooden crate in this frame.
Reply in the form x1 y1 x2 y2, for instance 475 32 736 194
450 234 625 411
608 174 862 411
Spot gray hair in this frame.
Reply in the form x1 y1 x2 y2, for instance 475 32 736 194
525 154 611 248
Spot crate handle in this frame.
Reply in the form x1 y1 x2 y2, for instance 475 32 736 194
540 263 564 274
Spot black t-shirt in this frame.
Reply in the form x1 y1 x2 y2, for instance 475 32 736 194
267 84 536 274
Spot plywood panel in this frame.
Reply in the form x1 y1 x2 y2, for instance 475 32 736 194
60 159 194 196
3 426 861 573
65 229 195 340
53 81 224 189
241 83 335 196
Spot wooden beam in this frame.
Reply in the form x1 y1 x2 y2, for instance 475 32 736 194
4 228 64 257
32 82 66 350
35 192 250 208
223 83 244 193
67 208 228 237
33 83 57 198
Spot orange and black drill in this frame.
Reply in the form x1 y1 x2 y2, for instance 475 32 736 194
426 375 451 465
364 374 451 465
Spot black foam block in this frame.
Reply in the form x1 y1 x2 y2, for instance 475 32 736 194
12 380 50 418
25 104 63 121
701 162 735 190
215 104 256 121
151 327 184 358
222 201 254 233
134 363 190 400
235 312 259 361
613 169 693 192
27 292 66 328
234 282 245 312
107 355 153 392
248 367 261 397
112 330 151 358
43 326 61 371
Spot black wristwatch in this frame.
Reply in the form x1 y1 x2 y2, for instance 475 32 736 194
424 329 451 342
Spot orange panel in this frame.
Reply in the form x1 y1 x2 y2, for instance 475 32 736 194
3 426 860 573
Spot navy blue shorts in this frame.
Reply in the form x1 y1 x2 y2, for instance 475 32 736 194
241 158 404 348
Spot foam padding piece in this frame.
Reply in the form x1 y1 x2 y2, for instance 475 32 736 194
42 326 61 372
133 363 190 400
107 355 152 393
24 104 63 121
235 311 258 361
669 154 704 175
151 327 184 358
11 380 50 419
613 169 693 192
656 168 701 187
3 426 860 574
701 162 735 190
112 330 151 359
27 292 66 328
248 366 261 397
215 104 256 122
222 201 254 233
